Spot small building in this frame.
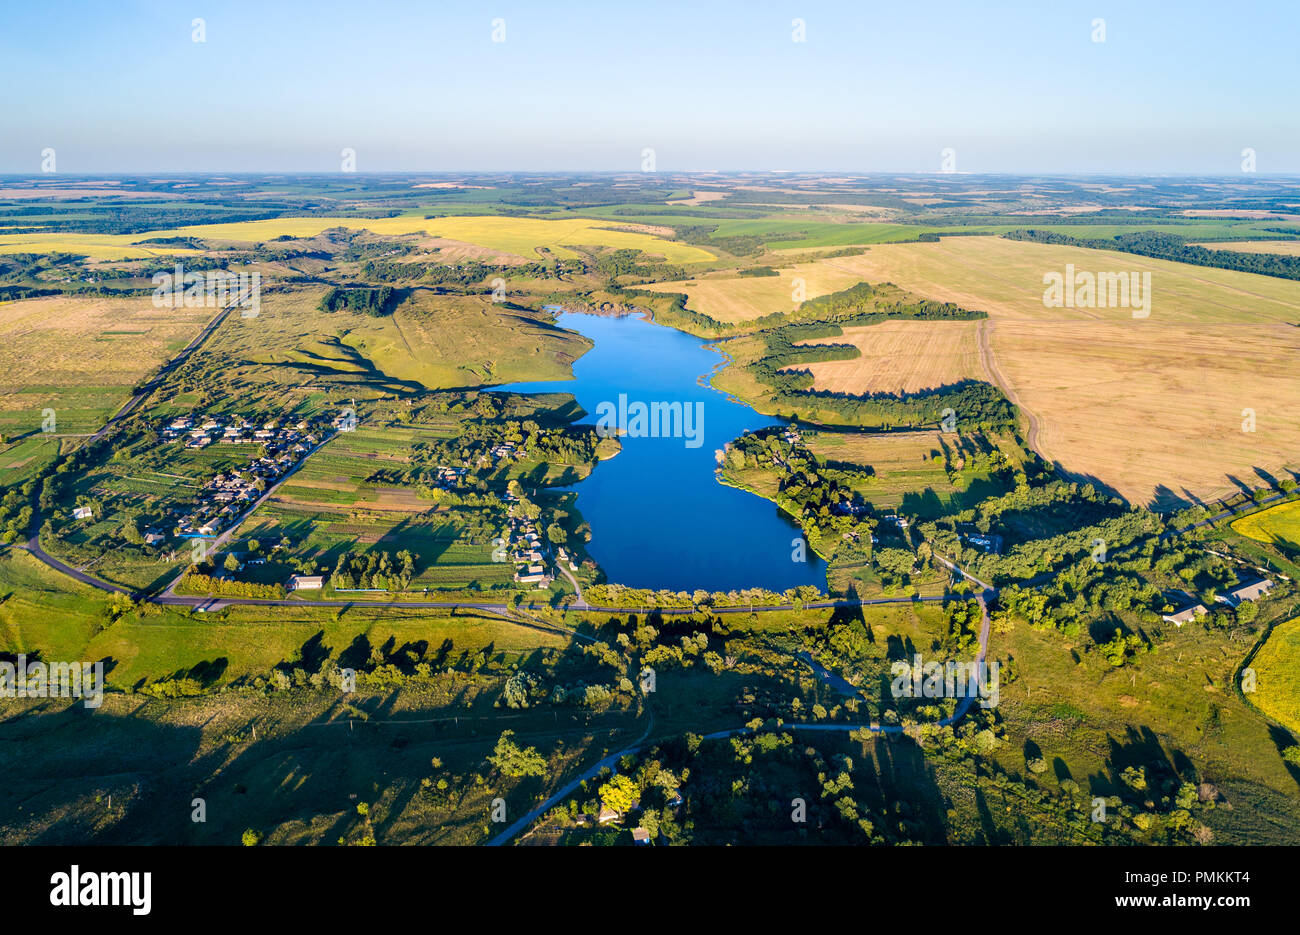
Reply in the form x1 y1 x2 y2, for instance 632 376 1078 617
144 533 166 546
1217 577 1274 607
966 534 1004 555
597 806 619 825
630 827 651 845
72 506 93 520
1162 603 1207 627
287 575 324 591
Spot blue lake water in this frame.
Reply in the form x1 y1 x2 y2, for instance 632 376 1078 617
498 311 827 593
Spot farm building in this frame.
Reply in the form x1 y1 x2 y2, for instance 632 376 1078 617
287 575 324 591
1216 577 1274 607
1161 592 1208 627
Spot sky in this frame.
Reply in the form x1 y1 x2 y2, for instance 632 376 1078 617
1 0 1296 174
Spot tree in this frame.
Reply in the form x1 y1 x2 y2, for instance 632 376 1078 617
598 774 639 814
224 554 240 573
487 730 547 778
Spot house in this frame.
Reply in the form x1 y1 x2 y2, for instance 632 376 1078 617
1217 577 1274 607
1161 600 1208 626
630 827 651 845
144 533 165 546
966 534 1003 555
72 506 93 520
287 575 324 591
597 806 619 824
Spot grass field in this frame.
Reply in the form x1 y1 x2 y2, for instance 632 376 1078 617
176 287 590 404
711 236 1300 508
789 319 983 395
1231 498 1300 553
0 216 716 264
1246 615 1300 733
805 429 1010 517
991 612 1300 844
0 294 212 438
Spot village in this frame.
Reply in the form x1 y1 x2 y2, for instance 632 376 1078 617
156 412 335 542
500 494 578 590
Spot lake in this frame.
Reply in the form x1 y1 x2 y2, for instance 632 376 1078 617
498 310 826 593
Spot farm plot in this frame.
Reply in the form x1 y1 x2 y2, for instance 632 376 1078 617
786 319 984 395
644 260 861 323
806 429 1012 518
236 426 514 592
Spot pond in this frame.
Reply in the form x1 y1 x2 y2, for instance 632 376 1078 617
497 310 827 593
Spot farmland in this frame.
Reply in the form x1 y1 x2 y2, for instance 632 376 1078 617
0 215 716 264
1232 498 1300 554
1245 615 1300 733
0 294 213 440
645 260 861 323
787 319 984 395
1193 241 1300 256
234 424 519 594
705 236 1300 508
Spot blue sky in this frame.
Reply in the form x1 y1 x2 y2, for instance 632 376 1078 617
1 0 1296 173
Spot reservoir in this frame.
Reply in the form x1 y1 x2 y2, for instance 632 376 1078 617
498 310 827 593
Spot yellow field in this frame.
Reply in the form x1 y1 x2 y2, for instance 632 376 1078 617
1190 240 1300 256
704 237 1300 507
789 319 983 394
645 261 860 322
1231 499 1300 551
1247 616 1300 732
0 216 715 264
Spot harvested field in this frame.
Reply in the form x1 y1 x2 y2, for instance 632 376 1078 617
715 236 1300 508
788 319 983 395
